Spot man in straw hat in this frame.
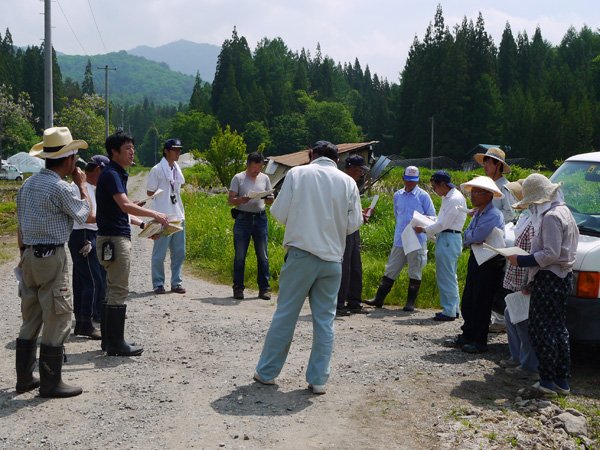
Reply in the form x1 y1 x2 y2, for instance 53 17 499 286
444 176 505 354
15 127 92 398
474 147 516 333
96 131 169 357
506 173 578 397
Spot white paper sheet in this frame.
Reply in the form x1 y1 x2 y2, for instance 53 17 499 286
482 243 529 257
505 291 530 324
13 267 23 283
139 188 164 204
471 227 505 265
401 211 437 254
247 189 275 199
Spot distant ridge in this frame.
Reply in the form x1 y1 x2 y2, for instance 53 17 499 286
128 39 220 81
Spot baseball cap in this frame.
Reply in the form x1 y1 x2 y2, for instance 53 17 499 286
430 170 456 188
164 138 182 149
403 166 420 181
345 155 370 171
88 155 109 168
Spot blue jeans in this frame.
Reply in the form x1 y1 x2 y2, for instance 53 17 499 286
152 221 186 288
435 232 462 318
504 307 539 372
233 213 269 291
68 229 106 321
255 248 341 386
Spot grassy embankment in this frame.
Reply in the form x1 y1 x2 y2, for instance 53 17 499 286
183 164 545 309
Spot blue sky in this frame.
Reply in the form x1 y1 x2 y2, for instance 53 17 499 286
2 0 598 81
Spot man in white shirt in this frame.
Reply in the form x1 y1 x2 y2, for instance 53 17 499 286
146 138 186 294
253 141 363 395
414 170 467 321
68 155 110 339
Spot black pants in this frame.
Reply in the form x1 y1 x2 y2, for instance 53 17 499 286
337 230 363 309
460 252 505 345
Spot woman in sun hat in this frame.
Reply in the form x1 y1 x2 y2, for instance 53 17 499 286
506 173 578 397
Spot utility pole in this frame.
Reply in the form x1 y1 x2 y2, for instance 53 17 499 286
97 65 116 137
44 0 53 128
120 107 124 131
429 115 434 170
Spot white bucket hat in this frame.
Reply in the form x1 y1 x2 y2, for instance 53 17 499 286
512 173 563 209
474 147 511 174
460 175 504 198
30 127 88 159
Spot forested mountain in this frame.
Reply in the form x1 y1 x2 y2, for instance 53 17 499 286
128 40 220 79
57 51 195 105
2 5 600 168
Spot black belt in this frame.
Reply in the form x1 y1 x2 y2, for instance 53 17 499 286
238 210 266 217
442 229 461 234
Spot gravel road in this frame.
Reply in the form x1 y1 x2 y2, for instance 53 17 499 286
0 173 597 450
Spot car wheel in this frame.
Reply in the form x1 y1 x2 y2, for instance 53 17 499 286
16 176 22 181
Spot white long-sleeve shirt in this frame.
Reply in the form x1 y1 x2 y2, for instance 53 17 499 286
425 187 467 235
270 157 363 262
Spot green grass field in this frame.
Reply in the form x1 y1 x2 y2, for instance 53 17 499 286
182 165 549 309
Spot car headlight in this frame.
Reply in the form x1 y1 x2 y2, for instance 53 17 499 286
576 272 600 298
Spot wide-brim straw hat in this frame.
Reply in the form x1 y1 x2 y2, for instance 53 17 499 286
506 179 525 202
460 175 504 198
512 173 563 209
474 147 511 175
30 127 88 159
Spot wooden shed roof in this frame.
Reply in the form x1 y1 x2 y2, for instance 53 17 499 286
268 141 379 168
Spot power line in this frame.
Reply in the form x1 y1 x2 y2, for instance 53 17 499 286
55 0 89 55
87 0 116 66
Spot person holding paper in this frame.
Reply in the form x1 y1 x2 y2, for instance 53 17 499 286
364 166 435 311
228 152 274 300
146 138 187 295
506 173 578 397
445 176 504 354
336 155 372 316
414 170 466 321
498 182 539 379
96 131 169 357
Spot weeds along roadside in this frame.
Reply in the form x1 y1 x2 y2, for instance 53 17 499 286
182 165 549 308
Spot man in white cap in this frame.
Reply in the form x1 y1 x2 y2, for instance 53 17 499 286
364 166 436 311
445 176 505 354
474 147 515 332
506 173 578 397
15 127 92 398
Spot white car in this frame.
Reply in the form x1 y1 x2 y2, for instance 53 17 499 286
0 164 23 181
549 152 600 344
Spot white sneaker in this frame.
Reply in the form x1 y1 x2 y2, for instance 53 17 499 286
308 383 326 395
498 359 520 368
253 372 275 385
489 323 506 333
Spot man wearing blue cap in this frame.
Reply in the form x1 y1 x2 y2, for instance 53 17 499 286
414 171 467 321
364 166 435 311
68 155 110 339
147 138 187 294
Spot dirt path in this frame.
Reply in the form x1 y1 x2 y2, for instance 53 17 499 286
0 173 597 449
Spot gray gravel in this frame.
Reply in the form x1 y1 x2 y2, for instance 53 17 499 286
0 173 596 449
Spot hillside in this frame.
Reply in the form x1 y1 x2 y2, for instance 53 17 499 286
128 39 220 80
57 51 195 106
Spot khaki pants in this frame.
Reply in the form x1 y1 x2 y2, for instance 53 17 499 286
19 246 72 346
97 236 131 305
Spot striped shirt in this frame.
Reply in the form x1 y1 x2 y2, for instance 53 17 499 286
17 169 90 245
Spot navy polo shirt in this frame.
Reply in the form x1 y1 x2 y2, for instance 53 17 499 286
97 160 131 237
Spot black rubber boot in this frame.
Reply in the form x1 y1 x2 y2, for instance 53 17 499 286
363 276 394 308
39 344 83 398
15 338 40 393
403 279 421 311
105 304 143 357
100 302 107 351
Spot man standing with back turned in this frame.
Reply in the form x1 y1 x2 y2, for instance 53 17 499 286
254 141 363 395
